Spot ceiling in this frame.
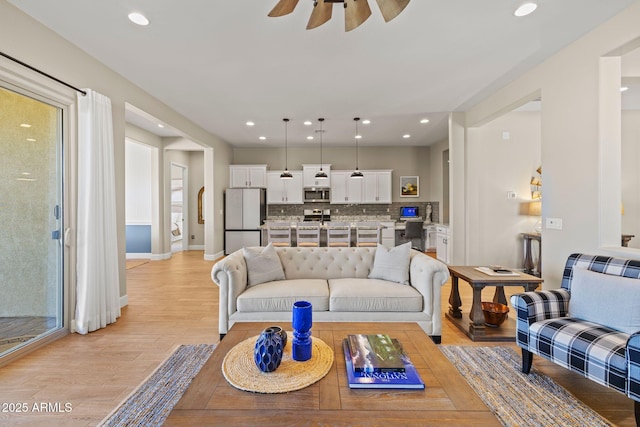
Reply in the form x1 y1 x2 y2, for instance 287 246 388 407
7 0 639 147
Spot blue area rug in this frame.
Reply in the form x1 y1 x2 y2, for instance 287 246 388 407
99 344 215 427
440 346 613 427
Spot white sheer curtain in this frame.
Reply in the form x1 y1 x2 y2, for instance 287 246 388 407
75 89 121 334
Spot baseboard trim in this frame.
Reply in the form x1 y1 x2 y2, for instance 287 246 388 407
126 253 151 260
151 252 171 261
189 245 205 250
120 294 128 308
205 251 224 261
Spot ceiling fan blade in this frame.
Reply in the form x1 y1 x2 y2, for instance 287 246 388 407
344 0 372 32
307 0 333 30
375 0 410 22
268 0 300 17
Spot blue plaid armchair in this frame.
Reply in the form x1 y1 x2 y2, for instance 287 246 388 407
510 253 640 425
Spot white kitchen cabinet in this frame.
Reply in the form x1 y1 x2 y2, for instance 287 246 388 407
302 164 331 188
380 221 396 249
229 165 267 188
363 170 392 203
266 171 303 204
425 224 437 251
330 171 363 204
436 225 450 264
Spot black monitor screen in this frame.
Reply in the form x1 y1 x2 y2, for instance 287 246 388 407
400 206 419 218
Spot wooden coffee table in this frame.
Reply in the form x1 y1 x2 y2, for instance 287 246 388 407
165 322 500 426
446 266 543 342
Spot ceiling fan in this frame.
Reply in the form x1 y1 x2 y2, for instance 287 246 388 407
268 0 411 32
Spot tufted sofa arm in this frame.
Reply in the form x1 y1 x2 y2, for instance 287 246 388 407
211 250 248 335
629 332 640 402
510 289 570 349
409 251 450 325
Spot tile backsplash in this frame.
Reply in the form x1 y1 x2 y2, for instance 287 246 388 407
267 201 439 223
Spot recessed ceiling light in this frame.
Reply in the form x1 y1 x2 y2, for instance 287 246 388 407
246 121 255 126
355 135 362 139
21 172 31 176
307 136 314 140
514 3 537 17
362 120 371 125
621 86 629 92
26 138 36 142
20 123 31 128
158 124 165 128
259 136 266 140
420 119 430 124
403 134 411 139
304 121 312 126
128 12 150 26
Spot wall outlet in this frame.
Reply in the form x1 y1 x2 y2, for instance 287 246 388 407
507 191 517 199
546 217 563 230
191 235 195 240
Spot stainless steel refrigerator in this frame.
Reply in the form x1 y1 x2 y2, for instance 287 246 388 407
224 188 266 254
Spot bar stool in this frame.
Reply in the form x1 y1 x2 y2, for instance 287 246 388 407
356 222 380 247
296 222 321 247
326 222 351 247
266 222 292 247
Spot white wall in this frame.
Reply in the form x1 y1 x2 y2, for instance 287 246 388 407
466 111 541 268
622 110 640 248
125 140 152 225
460 2 640 288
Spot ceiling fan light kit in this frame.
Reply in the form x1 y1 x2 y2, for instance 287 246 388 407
269 0 410 32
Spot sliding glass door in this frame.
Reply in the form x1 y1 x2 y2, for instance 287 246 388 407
0 85 63 357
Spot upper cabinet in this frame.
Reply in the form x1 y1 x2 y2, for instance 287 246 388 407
229 165 267 188
266 171 303 204
363 170 392 204
302 164 331 188
330 171 363 204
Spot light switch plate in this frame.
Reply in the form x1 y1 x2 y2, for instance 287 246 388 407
546 218 563 230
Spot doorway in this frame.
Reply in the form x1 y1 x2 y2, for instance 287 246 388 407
171 163 188 253
0 86 63 357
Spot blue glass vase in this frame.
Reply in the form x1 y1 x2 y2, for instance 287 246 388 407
292 300 312 361
254 327 284 372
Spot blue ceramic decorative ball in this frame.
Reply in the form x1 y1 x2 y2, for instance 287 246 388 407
254 327 284 372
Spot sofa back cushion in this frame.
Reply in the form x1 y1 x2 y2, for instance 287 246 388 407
368 242 411 285
568 266 640 334
276 247 376 280
243 243 286 286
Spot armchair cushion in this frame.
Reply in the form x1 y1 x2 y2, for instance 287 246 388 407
528 317 628 393
568 267 640 334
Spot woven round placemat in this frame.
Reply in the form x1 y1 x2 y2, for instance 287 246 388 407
222 332 334 393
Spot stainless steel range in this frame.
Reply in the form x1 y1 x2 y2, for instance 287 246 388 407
303 208 330 223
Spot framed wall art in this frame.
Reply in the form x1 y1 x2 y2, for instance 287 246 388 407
400 176 419 197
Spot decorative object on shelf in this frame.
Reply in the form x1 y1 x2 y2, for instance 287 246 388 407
400 176 419 197
315 118 328 180
268 0 411 32
292 300 313 361
280 118 293 179
351 117 364 178
481 301 509 327
530 166 541 200
254 326 284 372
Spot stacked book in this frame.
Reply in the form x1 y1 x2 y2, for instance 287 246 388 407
342 334 424 389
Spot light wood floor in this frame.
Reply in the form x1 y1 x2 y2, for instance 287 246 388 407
0 251 635 426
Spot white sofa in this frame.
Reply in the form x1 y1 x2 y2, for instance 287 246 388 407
211 246 450 343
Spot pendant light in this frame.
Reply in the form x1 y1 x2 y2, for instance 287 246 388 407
280 118 293 179
315 118 328 179
351 117 364 178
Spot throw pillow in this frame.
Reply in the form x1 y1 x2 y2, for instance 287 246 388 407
243 243 286 287
568 266 640 334
368 242 411 285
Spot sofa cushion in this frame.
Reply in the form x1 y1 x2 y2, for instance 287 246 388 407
528 317 628 394
328 278 422 312
368 242 411 285
243 243 285 287
237 279 329 312
568 266 640 334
